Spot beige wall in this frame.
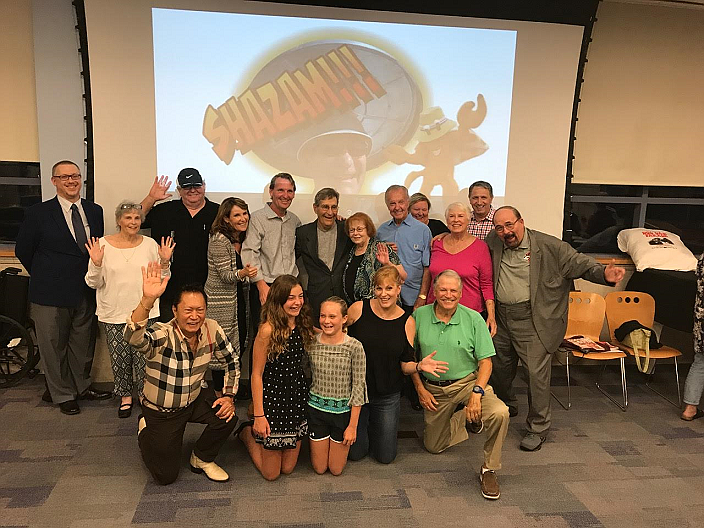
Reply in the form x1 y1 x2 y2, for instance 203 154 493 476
574 0 704 186
0 0 39 162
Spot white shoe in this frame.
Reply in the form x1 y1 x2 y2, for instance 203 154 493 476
189 452 229 482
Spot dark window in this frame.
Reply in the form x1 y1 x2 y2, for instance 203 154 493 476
0 162 42 244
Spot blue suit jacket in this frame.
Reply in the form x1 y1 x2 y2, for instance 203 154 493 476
15 197 104 307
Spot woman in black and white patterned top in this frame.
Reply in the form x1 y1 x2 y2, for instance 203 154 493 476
235 275 315 480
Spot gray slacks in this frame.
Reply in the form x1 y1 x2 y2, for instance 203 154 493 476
490 301 552 435
32 294 97 404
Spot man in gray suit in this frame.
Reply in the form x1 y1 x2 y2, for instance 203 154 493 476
485 206 625 451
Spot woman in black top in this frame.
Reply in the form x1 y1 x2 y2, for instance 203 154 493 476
346 265 448 463
409 192 450 238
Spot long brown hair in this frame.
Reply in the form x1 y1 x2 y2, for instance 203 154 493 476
261 275 315 360
211 197 249 243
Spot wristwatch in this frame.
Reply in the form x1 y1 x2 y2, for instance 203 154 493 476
472 385 485 397
418 294 427 300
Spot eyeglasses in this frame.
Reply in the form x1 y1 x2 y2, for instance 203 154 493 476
180 184 203 189
53 173 81 182
494 221 519 233
316 204 339 212
120 203 143 210
348 226 366 234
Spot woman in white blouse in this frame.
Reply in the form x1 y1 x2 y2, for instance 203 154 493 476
85 201 174 418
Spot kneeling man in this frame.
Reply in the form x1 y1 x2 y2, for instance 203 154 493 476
413 270 509 499
125 262 240 485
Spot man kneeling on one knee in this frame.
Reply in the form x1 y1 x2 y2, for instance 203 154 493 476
412 270 509 500
124 262 240 485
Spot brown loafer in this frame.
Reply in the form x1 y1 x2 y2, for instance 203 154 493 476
480 467 500 500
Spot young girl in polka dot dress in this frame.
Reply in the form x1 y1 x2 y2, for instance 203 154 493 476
236 275 314 480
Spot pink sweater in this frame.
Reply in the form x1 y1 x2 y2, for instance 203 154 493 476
426 237 494 312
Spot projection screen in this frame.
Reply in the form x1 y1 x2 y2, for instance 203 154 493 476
85 0 583 235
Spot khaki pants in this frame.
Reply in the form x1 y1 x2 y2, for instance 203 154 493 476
423 373 509 470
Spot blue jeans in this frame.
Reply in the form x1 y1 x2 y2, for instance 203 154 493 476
349 391 401 464
684 352 704 406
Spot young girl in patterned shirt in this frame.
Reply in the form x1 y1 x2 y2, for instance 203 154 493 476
307 296 368 475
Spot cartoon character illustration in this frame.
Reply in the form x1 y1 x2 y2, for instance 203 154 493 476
383 95 488 196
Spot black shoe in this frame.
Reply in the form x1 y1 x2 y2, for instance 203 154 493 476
42 389 53 403
79 387 112 400
233 420 253 440
59 400 80 415
508 407 518 417
467 419 484 434
118 402 133 419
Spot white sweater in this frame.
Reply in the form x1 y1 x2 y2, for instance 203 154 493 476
85 236 168 324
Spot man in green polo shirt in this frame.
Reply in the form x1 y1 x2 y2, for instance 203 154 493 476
412 270 510 500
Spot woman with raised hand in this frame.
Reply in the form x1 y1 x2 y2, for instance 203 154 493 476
307 296 367 475
205 197 257 398
235 275 314 480
85 201 173 418
342 212 406 304
347 265 448 464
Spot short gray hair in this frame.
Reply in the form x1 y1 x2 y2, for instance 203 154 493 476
314 187 339 206
444 202 471 220
433 269 462 290
115 200 144 228
384 184 409 202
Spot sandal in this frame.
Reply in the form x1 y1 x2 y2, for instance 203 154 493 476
118 402 133 419
680 409 704 421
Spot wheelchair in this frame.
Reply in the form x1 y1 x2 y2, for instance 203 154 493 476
0 267 39 388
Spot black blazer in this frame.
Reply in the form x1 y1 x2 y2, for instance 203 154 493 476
15 197 104 307
295 220 353 318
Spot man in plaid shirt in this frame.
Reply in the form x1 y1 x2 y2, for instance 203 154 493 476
467 181 496 240
125 262 240 485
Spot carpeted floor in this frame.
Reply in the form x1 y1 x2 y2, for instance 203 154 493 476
2 366 703 528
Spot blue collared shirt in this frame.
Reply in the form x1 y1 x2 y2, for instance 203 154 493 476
377 215 431 305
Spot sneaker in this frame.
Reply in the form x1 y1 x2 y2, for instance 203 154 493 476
189 452 229 482
480 467 500 500
519 432 546 451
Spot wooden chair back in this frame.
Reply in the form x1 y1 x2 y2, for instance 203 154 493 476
565 292 606 341
604 291 656 342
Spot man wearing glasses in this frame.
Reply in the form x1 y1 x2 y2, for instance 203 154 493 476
16 160 111 415
295 188 353 320
485 206 625 451
140 168 219 322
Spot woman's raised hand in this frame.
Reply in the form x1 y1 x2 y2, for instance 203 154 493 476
85 237 104 267
376 242 391 265
159 236 176 263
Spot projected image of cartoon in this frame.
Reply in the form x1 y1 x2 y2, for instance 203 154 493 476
202 40 423 194
152 9 516 203
384 96 488 196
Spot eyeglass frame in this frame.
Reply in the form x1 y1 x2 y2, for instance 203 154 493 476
52 173 82 182
494 219 522 233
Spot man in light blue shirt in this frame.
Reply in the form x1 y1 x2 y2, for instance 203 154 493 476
377 185 432 311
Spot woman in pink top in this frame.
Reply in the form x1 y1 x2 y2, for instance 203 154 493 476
421 202 496 336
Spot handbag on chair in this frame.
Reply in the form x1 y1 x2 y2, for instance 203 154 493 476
614 320 662 374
